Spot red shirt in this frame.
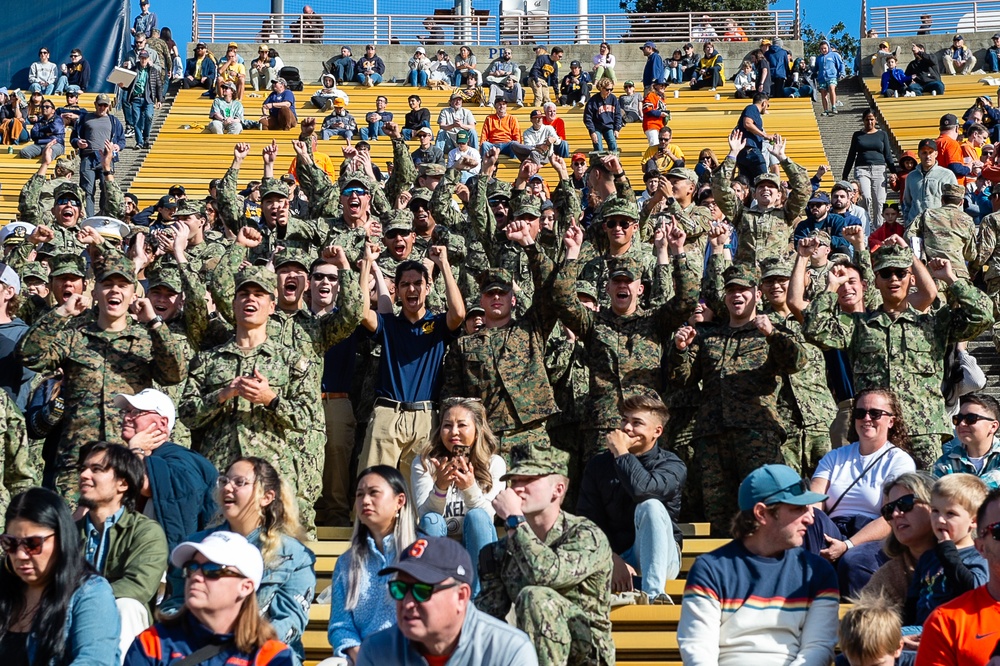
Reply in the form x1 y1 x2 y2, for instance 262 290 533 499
543 116 566 140
915 585 1000 666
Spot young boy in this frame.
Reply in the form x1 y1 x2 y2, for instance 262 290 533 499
905 474 989 632
838 594 904 666
880 55 911 97
619 80 642 125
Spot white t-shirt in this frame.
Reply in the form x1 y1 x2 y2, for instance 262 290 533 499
411 454 506 537
447 146 481 174
812 442 916 519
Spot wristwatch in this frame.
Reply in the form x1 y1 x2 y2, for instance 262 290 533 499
146 315 164 329
505 515 526 531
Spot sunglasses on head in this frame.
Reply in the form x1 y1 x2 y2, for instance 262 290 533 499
182 560 245 580
0 533 55 555
605 219 634 230
877 267 910 280
853 408 893 421
341 187 369 197
388 579 460 602
880 493 919 521
311 272 339 282
953 412 997 426
981 521 1000 540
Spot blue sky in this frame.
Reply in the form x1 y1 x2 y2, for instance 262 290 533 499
149 0 885 46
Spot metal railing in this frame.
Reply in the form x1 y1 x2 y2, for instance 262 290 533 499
868 0 1000 37
194 10 798 46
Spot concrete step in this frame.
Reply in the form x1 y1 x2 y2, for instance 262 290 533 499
968 333 1000 399
812 77 875 178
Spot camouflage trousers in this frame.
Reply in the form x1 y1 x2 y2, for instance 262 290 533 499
296 428 324 536
514 586 614 666
662 407 701 523
693 429 783 537
909 433 950 471
780 422 831 478
829 399 854 450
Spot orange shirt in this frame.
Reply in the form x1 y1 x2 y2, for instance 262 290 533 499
937 133 968 184
287 152 337 182
642 91 667 132
914 586 1000 666
482 113 520 144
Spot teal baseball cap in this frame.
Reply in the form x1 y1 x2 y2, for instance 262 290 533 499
738 464 827 511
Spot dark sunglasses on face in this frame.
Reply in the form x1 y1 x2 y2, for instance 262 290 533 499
341 187 369 197
981 521 1000 540
488 197 509 206
41 105 54 109
605 219 634 230
880 493 919 521
182 560 245 580
853 408 893 421
953 412 998 426
388 579 460 602
0 533 55 555
312 273 339 282
385 229 411 240
56 196 80 207
877 268 910 280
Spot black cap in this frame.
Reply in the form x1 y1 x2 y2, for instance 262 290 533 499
939 113 959 130
917 137 938 152
378 537 473 585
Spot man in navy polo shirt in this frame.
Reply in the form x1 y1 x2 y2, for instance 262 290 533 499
357 246 465 474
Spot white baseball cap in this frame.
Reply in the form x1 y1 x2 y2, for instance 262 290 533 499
170 531 264 591
0 263 20 295
113 388 176 432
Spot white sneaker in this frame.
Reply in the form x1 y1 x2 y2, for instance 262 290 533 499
835 100 844 107
931 90 937 95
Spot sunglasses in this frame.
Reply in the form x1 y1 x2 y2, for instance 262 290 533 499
388 579 460 602
56 196 81 207
981 521 1000 540
880 493 919 521
953 412 998 426
853 408 893 421
385 229 412 240
341 187 369 197
182 560 245 580
605 219 634 230
312 273 339 282
41 105 54 110
877 268 910 280
39 51 49 55
217 474 255 489
488 198 509 206
0 533 55 555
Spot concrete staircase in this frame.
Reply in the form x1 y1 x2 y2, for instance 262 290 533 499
812 76 873 178
113 84 179 190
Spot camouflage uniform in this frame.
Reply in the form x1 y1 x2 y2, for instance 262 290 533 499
972 209 1000 350
0 389 36 517
802 244 994 468
476 445 614 666
645 167 714 281
711 157 811 266
16 258 189 499
905 188 976 279
576 242 657 310
667 263 809 535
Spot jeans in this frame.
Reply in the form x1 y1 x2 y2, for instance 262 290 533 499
736 146 768 183
321 128 353 142
334 59 355 83
408 70 428 87
989 50 1000 73
592 129 618 152
19 141 64 159
131 97 155 147
783 85 813 98
419 508 497 597
554 140 570 158
436 128 479 152
667 65 682 83
29 82 55 94
854 164 888 229
691 66 722 89
770 76 786 97
360 121 384 141
80 155 109 217
480 140 530 160
806 508 890 597
54 76 69 94
620 500 681 597
356 72 383 85
487 83 524 106
908 80 945 95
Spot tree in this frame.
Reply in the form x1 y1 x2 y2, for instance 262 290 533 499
802 22 859 75
623 0 771 15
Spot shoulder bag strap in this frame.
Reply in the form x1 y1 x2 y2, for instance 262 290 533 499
825 445 895 516
173 641 234 666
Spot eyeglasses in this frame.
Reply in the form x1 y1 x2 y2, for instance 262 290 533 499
981 521 1000 540
56 196 81 207
877 268 910 280
0 533 55 555
182 560 246 581
880 493 919 521
217 475 255 489
311 273 339 282
388 579 460 602
341 187 370 197
953 412 998 426
605 219 634 230
488 198 509 206
41 105 54 110
852 408 893 421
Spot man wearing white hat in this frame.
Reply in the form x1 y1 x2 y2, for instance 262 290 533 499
124 531 296 665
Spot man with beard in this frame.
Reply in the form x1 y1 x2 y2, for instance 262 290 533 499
793 191 850 257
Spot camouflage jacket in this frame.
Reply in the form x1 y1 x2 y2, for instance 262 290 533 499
294 150 392 219
972 211 1000 280
576 242 660 310
801 281 994 437
646 199 713 275
0 390 36 517
905 203 977 279
553 254 699 429
711 156 810 266
19 172 124 234
476 512 614 664
544 327 591 427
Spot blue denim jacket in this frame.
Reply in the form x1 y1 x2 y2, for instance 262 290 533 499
327 534 398 657
27 574 121 666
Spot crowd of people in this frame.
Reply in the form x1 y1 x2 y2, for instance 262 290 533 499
5 20 1000 666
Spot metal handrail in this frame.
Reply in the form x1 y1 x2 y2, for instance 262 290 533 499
868 0 1000 37
193 10 798 46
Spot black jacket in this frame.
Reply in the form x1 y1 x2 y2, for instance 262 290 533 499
577 445 686 554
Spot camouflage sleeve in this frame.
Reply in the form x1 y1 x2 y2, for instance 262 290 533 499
2 397 37 513
615 174 637 208
524 243 558 333
101 176 125 219
179 352 226 430
548 178 581 256
649 261 673 306
973 216 998 274
314 269 363 352
218 167 243 232
904 212 923 245
279 216 327 252
469 176 499 265
551 259 594 340
475 542 513 618
371 184 391 219
149 323 189 386
6 242 33 273
666 333 699 388
429 169 466 230
711 157 741 223
655 255 700 333
945 279 995 343
296 158 341 219
208 242 249 326
277 353 321 432
781 159 810 222
856 248 882 310
18 175 47 227
763 326 809 376
800 290 855 351
15 309 75 375
179 264 211 350
385 138 417 208
507 518 611 589
702 252 730 320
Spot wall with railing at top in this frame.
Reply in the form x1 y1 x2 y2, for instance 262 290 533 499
868 0 1000 37
193 10 797 46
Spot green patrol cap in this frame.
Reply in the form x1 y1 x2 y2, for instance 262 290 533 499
513 199 542 219
272 248 311 271
608 256 644 281
601 195 639 220
871 244 914 272
942 183 966 198
487 179 512 200
49 253 87 278
810 230 832 246
338 171 375 191
723 262 760 288
588 150 613 168
754 172 781 188
478 268 513 294
665 167 698 184
175 199 206 217
96 257 137 284
417 163 446 177
465 298 485 316
146 266 182 293
759 256 792 279
53 181 86 205
501 443 569 480
383 209 414 234
575 280 599 300
409 187 433 203
259 178 290 200
20 261 49 283
235 265 277 296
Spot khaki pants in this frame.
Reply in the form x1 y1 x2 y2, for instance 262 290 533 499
529 79 551 106
318 397 357 526
358 403 435 476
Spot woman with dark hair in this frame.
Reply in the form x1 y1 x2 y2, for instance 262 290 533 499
807 387 917 596
162 457 315 663
159 27 182 81
453 46 479 87
842 109 896 230
0 487 120 664
694 147 719 184
326 465 416 662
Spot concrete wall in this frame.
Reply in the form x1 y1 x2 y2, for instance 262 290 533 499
860 31 997 76
193 40 804 85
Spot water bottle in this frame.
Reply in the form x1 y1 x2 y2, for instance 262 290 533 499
674 90 679 99
715 93 721 100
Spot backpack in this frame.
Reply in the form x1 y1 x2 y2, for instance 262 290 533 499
278 66 303 91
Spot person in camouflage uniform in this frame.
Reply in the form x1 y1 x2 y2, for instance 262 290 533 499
179 266 320 519
972 188 1000 351
905 183 977 280
16 256 188 499
711 132 810 266
802 244 994 468
477 443 614 666
552 202 698 463
0 388 36 517
165 198 227 280
668 263 809 536
441 217 560 460
644 166 713 280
